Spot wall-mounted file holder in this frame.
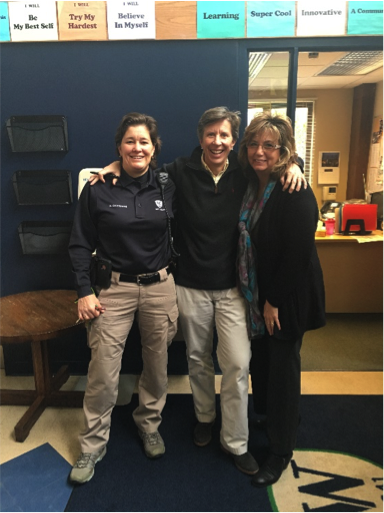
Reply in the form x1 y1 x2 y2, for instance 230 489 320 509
18 221 72 255
13 170 73 205
7 115 69 152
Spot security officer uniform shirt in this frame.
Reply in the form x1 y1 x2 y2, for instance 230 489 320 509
69 167 176 299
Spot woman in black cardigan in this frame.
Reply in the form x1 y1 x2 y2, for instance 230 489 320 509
237 112 326 488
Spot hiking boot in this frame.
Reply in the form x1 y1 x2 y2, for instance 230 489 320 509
139 430 165 459
69 447 107 484
193 421 214 447
220 444 259 475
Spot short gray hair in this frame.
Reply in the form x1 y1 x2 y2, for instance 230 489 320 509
197 107 241 142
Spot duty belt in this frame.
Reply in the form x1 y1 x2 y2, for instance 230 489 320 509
118 266 172 285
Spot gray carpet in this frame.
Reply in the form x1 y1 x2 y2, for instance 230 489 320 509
301 313 383 371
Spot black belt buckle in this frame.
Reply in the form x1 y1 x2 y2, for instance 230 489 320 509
137 272 159 285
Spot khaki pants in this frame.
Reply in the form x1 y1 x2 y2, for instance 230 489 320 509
80 271 178 454
176 285 251 455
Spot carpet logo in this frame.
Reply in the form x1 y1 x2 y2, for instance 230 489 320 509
270 450 383 512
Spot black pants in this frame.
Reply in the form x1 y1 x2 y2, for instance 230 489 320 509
250 334 302 456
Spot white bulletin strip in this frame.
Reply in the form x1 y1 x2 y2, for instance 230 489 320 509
296 1 347 36
107 1 155 40
8 1 58 42
1 1 383 42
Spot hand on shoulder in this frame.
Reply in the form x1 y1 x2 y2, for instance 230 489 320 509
88 161 120 186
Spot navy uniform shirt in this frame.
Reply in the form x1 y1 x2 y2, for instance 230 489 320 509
69 167 176 298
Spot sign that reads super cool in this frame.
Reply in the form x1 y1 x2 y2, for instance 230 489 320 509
247 1 295 37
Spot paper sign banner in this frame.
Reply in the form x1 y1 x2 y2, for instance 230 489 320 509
347 1 383 35
107 1 155 40
8 2 58 42
57 1 108 41
197 1 245 39
0 2 10 41
297 1 347 36
247 2 295 37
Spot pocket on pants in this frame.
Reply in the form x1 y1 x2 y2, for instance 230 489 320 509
167 304 179 343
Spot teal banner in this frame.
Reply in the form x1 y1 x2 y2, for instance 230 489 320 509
0 2 10 41
347 1 383 34
247 1 295 37
197 1 245 39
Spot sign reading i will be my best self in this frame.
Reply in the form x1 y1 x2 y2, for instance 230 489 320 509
197 1 245 39
107 1 155 40
8 2 58 42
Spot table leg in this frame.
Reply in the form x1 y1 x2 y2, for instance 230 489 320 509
14 396 46 442
7 339 84 442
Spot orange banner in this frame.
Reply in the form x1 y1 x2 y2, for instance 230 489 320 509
57 1 108 41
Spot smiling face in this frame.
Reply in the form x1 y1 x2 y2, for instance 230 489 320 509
118 124 155 177
200 119 236 175
247 129 281 178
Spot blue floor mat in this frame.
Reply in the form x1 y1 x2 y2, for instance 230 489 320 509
0 443 73 512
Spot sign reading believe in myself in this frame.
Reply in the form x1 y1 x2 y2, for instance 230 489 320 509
8 1 58 42
347 1 383 35
57 1 108 41
197 1 245 39
247 1 295 37
107 1 155 40
296 1 347 36
0 2 10 41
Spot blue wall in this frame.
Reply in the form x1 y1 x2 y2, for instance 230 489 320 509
1 39 248 374
1 39 247 297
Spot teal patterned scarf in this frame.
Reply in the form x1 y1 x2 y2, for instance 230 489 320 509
238 179 276 338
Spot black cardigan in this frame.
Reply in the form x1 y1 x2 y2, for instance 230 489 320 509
252 181 326 340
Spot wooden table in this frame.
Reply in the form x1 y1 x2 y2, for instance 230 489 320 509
315 231 383 313
0 290 85 442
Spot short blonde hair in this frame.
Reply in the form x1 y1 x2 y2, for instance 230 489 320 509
238 112 297 180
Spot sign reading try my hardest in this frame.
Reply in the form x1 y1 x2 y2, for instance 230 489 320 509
0 2 10 41
8 1 58 42
347 1 383 35
107 1 155 40
197 1 245 39
296 1 347 36
247 2 295 37
57 1 107 41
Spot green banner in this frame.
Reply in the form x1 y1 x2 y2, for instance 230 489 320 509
247 2 295 37
197 1 245 39
347 1 383 34
0 2 10 41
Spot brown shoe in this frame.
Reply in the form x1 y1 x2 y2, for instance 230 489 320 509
220 444 259 475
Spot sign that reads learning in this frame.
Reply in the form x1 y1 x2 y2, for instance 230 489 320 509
297 1 347 36
197 1 245 39
57 1 108 41
247 2 295 37
347 1 383 35
107 1 155 40
8 2 58 42
0 2 10 42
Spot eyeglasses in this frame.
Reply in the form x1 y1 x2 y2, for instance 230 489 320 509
247 142 281 151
